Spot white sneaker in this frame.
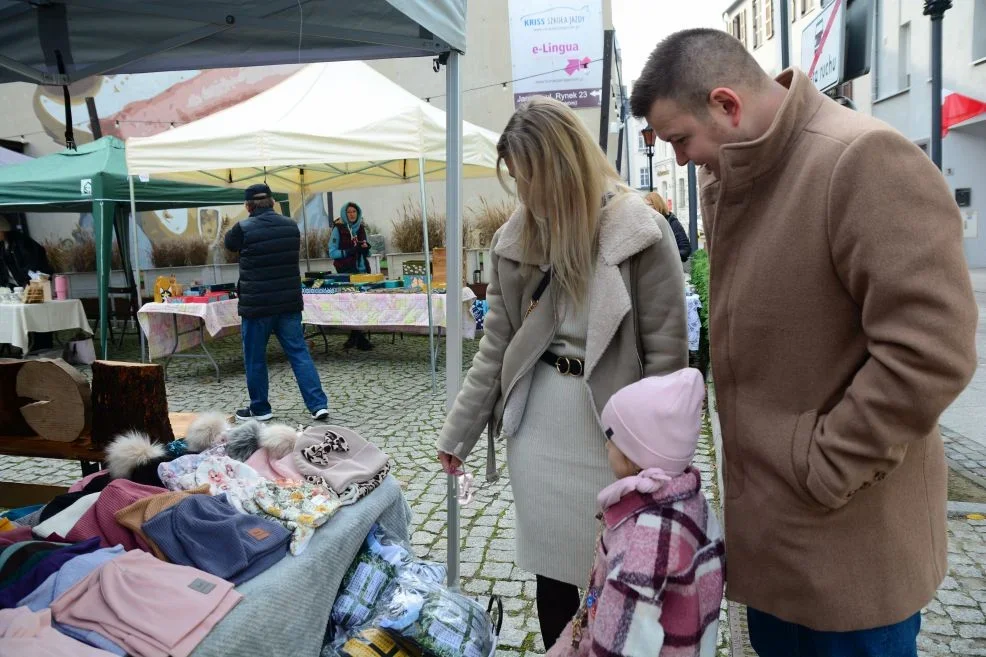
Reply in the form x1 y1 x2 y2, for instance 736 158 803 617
311 409 330 421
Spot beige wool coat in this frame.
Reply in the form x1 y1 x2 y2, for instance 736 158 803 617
438 193 688 474
700 69 978 631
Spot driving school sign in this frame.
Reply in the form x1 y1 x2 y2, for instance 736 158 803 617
508 0 603 109
802 0 846 92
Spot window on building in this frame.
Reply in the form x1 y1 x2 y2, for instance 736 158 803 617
974 1 986 61
765 0 774 39
678 178 688 213
899 22 911 90
637 132 645 150
640 167 651 190
738 10 748 47
661 181 670 202
753 1 761 48
800 0 815 16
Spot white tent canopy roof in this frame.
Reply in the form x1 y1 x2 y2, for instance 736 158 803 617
125 61 501 192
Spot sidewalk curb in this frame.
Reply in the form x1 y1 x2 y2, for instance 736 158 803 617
947 501 986 517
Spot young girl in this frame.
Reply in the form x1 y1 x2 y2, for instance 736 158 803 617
548 368 725 657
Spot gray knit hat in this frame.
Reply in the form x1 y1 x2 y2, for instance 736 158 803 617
293 426 389 493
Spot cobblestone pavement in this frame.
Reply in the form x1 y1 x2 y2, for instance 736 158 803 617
3 332 986 655
943 426 986 492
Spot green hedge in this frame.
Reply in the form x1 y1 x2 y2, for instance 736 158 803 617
690 249 710 378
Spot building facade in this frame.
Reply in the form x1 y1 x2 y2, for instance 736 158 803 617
625 114 692 220
722 0 985 267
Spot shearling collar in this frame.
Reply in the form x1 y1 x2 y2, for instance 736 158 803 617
493 192 663 267
714 68 824 190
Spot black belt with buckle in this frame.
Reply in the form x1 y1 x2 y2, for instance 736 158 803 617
540 351 584 376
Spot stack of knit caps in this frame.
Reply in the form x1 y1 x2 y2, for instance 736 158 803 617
0 537 101 609
0 607 117 656
142 493 290 584
18 545 127 655
64 479 167 549
113 485 211 561
244 425 391 506
49 550 242 657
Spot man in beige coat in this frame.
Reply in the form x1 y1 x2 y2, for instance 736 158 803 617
630 29 978 656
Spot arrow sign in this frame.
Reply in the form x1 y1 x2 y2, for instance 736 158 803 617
590 89 602 98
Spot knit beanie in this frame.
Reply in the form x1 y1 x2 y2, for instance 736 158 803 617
141 493 290 585
293 426 389 492
113 485 211 561
65 479 167 550
600 369 705 474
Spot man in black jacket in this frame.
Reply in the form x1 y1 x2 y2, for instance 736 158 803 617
225 184 329 422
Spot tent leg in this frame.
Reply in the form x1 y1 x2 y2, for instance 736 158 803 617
300 171 311 274
445 50 463 592
419 157 437 397
94 200 110 359
129 176 145 363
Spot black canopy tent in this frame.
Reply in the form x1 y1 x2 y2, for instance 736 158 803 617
0 0 469 587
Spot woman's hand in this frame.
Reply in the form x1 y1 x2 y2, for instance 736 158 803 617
438 451 464 475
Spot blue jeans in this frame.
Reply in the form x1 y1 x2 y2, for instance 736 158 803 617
748 608 920 657
241 312 328 415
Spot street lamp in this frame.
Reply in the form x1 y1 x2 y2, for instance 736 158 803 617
641 126 656 192
925 0 952 170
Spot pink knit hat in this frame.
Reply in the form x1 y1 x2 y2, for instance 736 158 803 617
600 369 705 474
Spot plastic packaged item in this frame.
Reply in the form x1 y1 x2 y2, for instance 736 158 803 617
331 525 446 632
368 572 500 657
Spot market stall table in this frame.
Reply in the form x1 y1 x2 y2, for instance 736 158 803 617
137 289 478 381
0 299 90 355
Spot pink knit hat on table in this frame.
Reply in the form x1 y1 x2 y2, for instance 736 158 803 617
65 479 166 550
600 368 705 474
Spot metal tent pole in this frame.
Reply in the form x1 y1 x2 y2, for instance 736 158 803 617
300 169 312 272
419 156 437 395
128 176 145 362
445 49 463 592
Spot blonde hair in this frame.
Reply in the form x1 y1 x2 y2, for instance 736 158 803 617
643 192 669 217
496 96 630 304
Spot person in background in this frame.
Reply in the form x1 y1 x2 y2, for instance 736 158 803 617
643 192 691 263
436 97 688 650
630 28 977 656
0 214 52 288
329 201 372 351
225 184 330 423
1 214 54 350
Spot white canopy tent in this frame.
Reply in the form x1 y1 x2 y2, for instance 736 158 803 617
125 60 501 394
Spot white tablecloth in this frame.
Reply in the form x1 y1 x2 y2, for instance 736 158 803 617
0 300 91 353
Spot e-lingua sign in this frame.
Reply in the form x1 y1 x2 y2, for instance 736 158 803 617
508 0 604 109
802 0 846 93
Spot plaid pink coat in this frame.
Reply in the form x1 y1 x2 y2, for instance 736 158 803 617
548 468 725 657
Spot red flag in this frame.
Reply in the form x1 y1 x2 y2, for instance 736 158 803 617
942 89 986 137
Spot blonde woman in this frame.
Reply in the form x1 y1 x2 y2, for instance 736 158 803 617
643 191 692 262
436 97 687 648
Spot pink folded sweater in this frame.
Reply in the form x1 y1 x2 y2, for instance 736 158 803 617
50 550 242 657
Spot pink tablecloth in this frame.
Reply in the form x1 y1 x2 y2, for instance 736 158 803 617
137 289 477 360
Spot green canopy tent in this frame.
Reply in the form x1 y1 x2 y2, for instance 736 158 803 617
0 136 285 358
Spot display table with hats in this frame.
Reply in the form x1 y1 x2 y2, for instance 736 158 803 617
0 413 414 657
